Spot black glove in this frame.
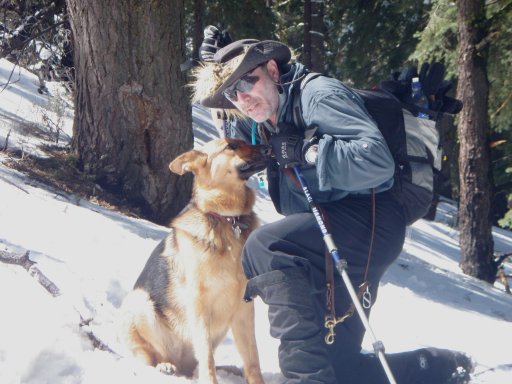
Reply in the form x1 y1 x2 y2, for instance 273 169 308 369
269 123 318 169
420 62 445 97
199 25 232 62
269 132 304 168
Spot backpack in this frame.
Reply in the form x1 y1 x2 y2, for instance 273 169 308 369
292 72 447 225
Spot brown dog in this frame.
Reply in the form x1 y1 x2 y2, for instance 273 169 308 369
121 138 268 384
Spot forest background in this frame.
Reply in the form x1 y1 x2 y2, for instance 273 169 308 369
1 0 511 285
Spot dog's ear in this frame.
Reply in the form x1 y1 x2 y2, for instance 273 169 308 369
169 150 207 175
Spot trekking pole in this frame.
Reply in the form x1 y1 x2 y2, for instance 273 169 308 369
292 165 397 384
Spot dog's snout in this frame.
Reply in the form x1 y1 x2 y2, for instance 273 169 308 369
261 145 272 157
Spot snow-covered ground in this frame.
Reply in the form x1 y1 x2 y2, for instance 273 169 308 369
0 58 511 383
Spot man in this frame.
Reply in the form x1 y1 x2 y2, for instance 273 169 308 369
192 39 472 384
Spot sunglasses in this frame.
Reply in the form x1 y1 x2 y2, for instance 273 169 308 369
222 67 262 102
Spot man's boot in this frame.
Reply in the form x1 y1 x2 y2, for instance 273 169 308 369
388 347 473 384
345 347 473 384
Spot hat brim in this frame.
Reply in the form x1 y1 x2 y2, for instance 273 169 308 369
200 40 291 109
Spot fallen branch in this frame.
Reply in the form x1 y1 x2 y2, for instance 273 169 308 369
3 127 11 150
493 251 512 267
0 248 119 353
0 174 30 194
496 267 511 294
0 249 60 296
79 317 120 355
493 252 512 294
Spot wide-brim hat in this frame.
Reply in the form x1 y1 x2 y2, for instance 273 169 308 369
198 39 291 109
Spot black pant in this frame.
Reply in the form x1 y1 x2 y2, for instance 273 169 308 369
243 191 406 383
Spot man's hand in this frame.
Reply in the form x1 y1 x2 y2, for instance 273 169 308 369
199 26 232 62
269 125 318 168
269 132 305 168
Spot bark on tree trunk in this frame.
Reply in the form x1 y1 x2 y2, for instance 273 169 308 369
303 0 325 72
66 0 193 225
310 0 325 73
192 0 204 60
456 0 496 282
303 0 312 69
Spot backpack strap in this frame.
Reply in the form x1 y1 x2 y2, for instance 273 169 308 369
292 72 323 130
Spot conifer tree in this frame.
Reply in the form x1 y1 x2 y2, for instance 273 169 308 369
456 0 495 282
66 0 193 224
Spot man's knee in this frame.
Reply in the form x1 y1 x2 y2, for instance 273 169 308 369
242 225 273 279
243 267 310 302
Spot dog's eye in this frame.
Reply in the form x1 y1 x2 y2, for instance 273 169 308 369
226 142 238 151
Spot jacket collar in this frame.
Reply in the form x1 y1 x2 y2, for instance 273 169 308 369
276 63 308 126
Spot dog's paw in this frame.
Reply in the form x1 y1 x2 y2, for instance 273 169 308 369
156 362 176 375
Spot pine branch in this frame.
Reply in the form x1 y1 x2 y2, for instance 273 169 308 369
485 0 512 28
0 1 67 60
475 1 512 52
475 30 499 52
493 90 512 117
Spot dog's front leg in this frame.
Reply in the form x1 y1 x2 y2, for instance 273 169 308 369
190 304 218 384
231 300 265 384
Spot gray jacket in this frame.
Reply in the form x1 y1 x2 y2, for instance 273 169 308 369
234 63 395 215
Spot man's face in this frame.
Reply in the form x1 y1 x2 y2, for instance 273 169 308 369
226 61 280 125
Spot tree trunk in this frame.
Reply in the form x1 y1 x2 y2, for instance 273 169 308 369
303 0 325 72
66 0 193 224
303 0 312 68
310 0 325 72
456 0 495 282
192 0 204 60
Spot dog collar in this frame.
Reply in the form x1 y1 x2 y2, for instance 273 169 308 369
207 212 249 239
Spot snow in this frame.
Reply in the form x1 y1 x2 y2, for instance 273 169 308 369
1 57 511 383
